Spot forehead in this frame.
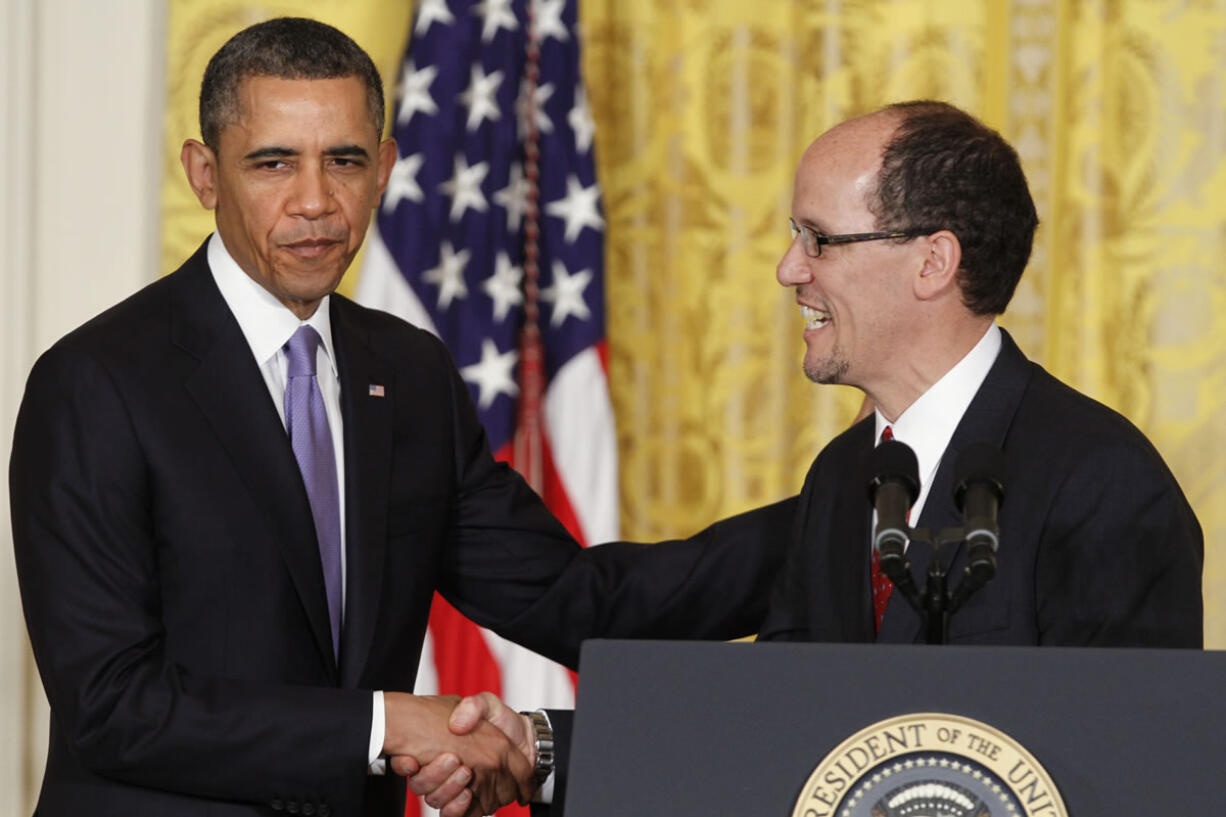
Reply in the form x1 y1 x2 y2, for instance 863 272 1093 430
222 75 375 146
792 113 897 228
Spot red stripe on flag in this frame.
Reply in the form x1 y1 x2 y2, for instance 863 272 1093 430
594 339 609 375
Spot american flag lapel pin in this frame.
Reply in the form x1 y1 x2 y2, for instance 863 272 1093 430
368 384 385 398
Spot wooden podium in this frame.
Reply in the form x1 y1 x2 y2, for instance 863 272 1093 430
565 641 1222 814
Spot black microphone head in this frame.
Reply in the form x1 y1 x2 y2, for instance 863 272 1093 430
868 439 920 504
953 442 1005 510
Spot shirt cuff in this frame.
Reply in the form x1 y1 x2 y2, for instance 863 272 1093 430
368 690 386 775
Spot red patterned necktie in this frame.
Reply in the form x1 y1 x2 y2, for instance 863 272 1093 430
871 425 895 632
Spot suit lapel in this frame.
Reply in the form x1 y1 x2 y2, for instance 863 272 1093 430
170 244 338 676
331 300 395 688
878 329 1032 642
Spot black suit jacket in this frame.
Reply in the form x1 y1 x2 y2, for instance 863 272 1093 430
759 330 1203 646
10 241 794 817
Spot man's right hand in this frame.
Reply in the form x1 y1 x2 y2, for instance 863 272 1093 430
394 692 538 817
382 692 534 815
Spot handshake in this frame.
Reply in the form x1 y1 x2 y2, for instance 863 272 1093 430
384 691 544 817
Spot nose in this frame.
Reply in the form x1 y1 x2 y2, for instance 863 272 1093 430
288 164 337 218
776 238 814 287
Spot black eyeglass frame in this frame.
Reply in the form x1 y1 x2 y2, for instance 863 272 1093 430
788 217 939 258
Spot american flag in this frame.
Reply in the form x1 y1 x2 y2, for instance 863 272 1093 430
355 1 616 814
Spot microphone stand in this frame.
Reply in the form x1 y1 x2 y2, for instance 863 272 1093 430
877 524 996 645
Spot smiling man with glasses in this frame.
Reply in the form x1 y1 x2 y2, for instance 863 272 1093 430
757 99 1202 648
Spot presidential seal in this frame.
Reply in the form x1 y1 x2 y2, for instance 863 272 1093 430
790 713 1067 817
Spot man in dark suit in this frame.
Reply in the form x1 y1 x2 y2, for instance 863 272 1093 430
417 99 1203 817
755 100 1202 645
9 18 792 817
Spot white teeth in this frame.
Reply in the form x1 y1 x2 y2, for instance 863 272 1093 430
801 305 830 329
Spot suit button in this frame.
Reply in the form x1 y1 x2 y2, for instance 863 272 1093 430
271 800 284 811
303 805 316 816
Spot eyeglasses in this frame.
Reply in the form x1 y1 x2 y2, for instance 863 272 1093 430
788 217 936 258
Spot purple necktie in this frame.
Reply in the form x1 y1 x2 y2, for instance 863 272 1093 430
284 326 342 658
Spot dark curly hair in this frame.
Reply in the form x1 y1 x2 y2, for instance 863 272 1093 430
869 101 1038 316
199 17 384 150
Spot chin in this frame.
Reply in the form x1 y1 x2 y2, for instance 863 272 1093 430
279 263 347 289
803 356 850 385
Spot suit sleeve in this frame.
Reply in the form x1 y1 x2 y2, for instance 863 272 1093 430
10 344 371 812
503 497 799 668
756 462 819 642
1034 436 1203 647
432 351 796 669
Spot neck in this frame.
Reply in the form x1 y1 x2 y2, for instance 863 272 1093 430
866 316 993 422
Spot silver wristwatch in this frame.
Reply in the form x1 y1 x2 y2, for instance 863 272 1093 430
522 710 555 787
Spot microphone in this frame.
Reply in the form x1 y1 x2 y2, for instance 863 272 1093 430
950 443 1005 609
868 440 920 571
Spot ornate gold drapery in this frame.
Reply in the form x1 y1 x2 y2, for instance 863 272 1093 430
160 0 1226 646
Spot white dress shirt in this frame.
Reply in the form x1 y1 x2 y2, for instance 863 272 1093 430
207 234 385 769
873 323 1002 524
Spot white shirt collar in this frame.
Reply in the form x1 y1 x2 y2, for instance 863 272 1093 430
207 232 338 375
874 323 1002 517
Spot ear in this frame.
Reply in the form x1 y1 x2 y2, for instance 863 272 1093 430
913 229 962 302
180 139 219 211
374 137 398 202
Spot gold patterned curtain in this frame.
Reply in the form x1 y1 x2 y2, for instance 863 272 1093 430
160 0 1226 645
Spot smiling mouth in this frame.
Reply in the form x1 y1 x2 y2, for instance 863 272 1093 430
801 304 830 329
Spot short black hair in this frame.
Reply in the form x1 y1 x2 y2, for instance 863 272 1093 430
869 100 1038 316
199 17 384 150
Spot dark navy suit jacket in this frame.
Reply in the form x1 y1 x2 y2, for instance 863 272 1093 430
758 330 1202 647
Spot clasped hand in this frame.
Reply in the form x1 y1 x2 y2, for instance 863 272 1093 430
383 692 536 817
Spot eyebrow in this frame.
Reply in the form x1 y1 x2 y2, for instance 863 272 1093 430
241 144 371 161
242 146 296 161
324 144 371 159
